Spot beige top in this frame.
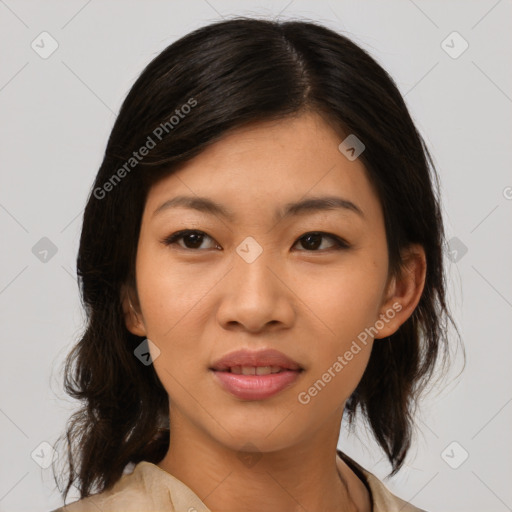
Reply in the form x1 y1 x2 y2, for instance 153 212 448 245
52 450 426 512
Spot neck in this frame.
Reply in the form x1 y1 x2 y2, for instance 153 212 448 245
156 407 370 512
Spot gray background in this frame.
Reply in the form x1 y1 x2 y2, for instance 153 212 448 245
1 1 511 511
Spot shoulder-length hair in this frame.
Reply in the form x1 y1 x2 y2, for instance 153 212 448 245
54 17 460 502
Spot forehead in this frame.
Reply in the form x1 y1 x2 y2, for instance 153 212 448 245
144 112 382 225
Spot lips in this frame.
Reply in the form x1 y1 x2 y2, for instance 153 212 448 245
210 348 303 372
209 348 304 400
227 365 286 375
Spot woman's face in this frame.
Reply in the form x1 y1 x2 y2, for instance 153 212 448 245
125 112 409 452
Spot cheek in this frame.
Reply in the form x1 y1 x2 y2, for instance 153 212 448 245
294 258 386 337
293 258 384 392
295 345 372 426
135 247 205 334
294 269 380 410
134 247 215 387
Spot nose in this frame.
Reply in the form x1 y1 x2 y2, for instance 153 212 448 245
216 246 295 333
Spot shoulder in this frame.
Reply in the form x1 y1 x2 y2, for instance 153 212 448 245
49 462 175 512
363 472 428 512
50 461 210 512
337 450 428 512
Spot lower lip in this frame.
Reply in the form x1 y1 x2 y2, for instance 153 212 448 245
211 369 302 400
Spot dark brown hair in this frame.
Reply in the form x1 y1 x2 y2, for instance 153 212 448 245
54 17 461 502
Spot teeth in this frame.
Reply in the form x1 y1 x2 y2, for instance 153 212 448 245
229 366 284 375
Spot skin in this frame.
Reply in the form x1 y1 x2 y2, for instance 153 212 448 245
122 111 426 512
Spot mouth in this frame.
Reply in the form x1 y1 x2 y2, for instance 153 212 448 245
213 365 303 375
209 348 304 400
210 368 303 400
209 348 303 373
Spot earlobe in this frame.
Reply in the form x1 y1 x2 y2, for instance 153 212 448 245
120 284 147 337
374 244 426 340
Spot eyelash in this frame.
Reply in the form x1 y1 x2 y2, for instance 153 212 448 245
161 229 351 252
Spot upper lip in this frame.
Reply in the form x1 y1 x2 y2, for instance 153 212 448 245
210 348 303 371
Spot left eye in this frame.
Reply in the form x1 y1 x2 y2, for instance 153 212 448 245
293 232 350 251
161 230 350 251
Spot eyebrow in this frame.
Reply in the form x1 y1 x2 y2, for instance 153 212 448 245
152 194 365 222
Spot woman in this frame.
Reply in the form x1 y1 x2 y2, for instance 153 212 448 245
51 17 457 512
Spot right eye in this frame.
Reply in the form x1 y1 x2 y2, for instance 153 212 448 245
161 229 221 251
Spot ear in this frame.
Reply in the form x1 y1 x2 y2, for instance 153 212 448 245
374 243 426 340
120 283 147 337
